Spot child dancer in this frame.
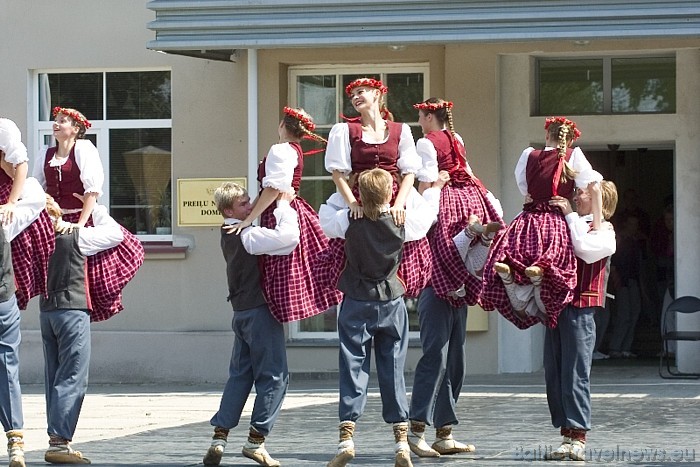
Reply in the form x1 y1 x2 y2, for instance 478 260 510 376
0 118 54 309
41 195 131 464
202 183 299 467
321 168 443 467
324 78 430 298
233 106 341 322
545 178 617 461
34 107 144 321
0 173 47 467
481 116 599 329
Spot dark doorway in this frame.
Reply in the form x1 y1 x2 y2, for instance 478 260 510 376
584 147 674 360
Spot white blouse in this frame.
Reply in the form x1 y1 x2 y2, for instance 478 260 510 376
0 118 28 166
514 146 595 197
324 122 421 175
34 139 104 196
261 143 299 193
415 132 468 183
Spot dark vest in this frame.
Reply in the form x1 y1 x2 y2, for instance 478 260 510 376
43 145 85 210
338 213 405 301
41 230 91 311
0 228 16 303
220 225 267 311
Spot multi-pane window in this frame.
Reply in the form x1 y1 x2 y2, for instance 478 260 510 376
35 70 172 236
288 65 428 340
537 56 675 115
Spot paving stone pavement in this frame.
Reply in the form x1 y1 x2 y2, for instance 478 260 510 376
19 360 699 466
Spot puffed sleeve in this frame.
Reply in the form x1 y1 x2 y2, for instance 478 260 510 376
1 141 28 166
261 143 298 192
325 123 352 174
570 147 599 187
0 118 28 165
515 147 535 197
396 123 421 174
74 140 104 196
415 138 438 183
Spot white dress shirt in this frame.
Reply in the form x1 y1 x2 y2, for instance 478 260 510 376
319 186 439 241
223 200 300 256
565 213 617 264
2 177 46 242
77 205 124 256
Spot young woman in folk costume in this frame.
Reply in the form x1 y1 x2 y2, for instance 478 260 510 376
323 78 431 298
481 116 600 330
34 107 144 321
414 98 504 305
233 106 341 323
0 117 55 310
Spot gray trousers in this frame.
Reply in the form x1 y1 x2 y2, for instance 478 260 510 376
337 296 409 424
0 295 22 432
544 305 595 431
410 287 467 428
210 305 288 436
40 309 91 441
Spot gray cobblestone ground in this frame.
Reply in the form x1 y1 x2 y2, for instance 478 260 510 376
20 361 700 466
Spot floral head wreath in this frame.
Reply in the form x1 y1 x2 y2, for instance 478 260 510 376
53 106 92 130
413 100 454 112
283 106 316 132
544 116 581 140
345 78 388 97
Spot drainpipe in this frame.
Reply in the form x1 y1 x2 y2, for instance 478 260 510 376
247 48 258 192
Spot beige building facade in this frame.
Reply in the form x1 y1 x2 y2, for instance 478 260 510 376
1 1 698 383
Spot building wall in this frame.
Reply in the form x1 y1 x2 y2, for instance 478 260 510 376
2 2 699 383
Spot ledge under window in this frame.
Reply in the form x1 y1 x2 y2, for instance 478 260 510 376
138 234 194 260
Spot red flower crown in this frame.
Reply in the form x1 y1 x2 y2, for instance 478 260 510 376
345 78 388 97
52 106 92 130
544 116 581 140
283 106 316 132
413 100 454 111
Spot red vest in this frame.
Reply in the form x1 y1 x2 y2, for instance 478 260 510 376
571 222 611 308
43 146 85 210
257 142 304 193
526 147 575 202
348 121 401 175
424 130 470 186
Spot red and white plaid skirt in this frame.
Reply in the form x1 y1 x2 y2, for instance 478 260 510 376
10 211 55 310
429 182 504 307
0 182 55 310
481 205 576 329
260 197 342 323
63 212 145 322
398 238 432 299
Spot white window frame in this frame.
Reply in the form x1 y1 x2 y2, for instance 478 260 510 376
30 68 173 240
287 63 429 341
